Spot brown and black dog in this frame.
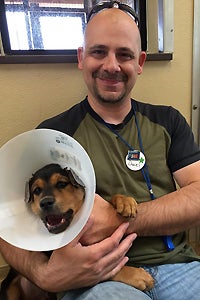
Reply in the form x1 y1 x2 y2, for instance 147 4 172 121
0 163 154 300
25 163 86 235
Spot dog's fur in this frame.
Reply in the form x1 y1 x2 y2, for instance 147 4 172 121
26 163 85 235
0 164 154 299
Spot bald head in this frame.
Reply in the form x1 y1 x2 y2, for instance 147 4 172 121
84 8 142 52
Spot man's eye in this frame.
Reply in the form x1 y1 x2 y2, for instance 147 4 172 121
117 52 134 61
33 187 42 196
90 49 106 58
56 181 68 189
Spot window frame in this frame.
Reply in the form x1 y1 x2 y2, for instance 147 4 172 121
0 0 173 63
192 0 200 146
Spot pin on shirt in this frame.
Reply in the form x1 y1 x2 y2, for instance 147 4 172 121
125 150 146 171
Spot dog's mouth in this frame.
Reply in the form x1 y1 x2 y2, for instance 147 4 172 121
42 209 74 234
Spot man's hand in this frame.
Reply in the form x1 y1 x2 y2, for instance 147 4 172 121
0 196 136 293
33 220 137 292
80 194 126 245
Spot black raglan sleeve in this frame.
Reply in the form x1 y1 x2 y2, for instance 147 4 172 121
37 99 88 137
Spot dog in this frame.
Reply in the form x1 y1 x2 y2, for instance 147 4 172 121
0 163 154 299
25 163 86 235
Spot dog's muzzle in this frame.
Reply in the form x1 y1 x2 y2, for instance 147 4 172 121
40 196 74 234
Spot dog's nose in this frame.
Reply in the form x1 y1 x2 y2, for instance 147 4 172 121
40 197 55 210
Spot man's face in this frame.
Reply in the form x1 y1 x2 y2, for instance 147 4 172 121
78 9 146 105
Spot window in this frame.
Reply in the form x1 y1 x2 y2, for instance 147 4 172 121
0 0 146 56
0 0 150 62
0 0 173 63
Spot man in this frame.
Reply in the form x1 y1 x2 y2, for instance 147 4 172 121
1 2 200 300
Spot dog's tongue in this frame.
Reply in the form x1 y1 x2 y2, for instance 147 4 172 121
47 215 63 226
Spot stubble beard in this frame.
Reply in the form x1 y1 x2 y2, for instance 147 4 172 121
92 82 127 105
92 70 128 105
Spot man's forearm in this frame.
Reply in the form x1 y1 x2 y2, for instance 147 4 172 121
0 238 47 284
128 181 200 236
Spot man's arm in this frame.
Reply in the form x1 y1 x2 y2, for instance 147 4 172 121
0 221 136 292
130 160 200 236
82 161 200 244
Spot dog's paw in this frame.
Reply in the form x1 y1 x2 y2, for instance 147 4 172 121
110 194 137 218
129 267 154 291
112 266 154 291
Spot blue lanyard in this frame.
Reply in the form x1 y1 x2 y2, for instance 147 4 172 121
101 105 175 251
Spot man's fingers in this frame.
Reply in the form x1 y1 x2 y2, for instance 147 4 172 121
86 230 137 284
91 223 136 257
102 256 129 281
98 231 137 274
110 223 137 245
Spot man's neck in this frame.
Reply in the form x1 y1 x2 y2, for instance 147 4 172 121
87 96 132 125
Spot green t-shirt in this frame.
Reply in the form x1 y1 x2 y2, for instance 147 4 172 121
38 97 200 297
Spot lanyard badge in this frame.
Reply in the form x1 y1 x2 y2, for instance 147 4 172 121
126 150 146 171
100 103 175 252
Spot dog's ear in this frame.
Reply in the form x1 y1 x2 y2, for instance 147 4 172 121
64 168 85 188
24 181 31 203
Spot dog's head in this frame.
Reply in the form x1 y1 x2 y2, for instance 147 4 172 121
25 163 85 234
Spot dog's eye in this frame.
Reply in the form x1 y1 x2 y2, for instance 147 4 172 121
56 181 68 189
33 187 42 196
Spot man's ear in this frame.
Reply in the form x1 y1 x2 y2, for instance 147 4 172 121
77 47 84 70
138 51 146 75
